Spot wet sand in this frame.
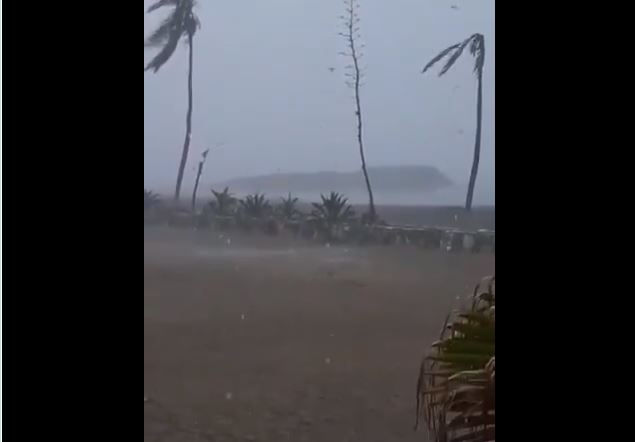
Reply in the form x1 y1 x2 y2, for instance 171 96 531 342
144 227 494 441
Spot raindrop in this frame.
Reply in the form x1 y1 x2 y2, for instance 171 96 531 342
325 357 331 364
241 314 246 321
225 392 233 400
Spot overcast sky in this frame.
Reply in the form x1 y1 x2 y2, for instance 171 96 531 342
144 0 494 204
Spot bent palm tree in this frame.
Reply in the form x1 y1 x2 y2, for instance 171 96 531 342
422 34 485 211
145 0 200 202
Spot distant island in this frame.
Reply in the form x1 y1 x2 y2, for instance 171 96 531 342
211 165 453 203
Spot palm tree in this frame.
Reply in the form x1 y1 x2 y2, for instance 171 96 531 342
422 34 485 211
416 276 495 442
145 0 200 202
144 189 161 210
277 193 300 221
210 187 237 216
311 192 356 229
240 194 272 219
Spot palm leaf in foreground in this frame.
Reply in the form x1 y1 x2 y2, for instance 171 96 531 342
416 276 495 442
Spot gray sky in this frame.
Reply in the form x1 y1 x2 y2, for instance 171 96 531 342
144 0 494 205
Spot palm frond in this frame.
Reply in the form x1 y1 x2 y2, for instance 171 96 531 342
144 6 184 72
240 193 271 218
144 0 198 72
145 38 180 72
416 276 495 442
438 37 472 76
423 34 486 80
147 0 179 13
311 202 328 219
145 16 176 48
278 193 300 220
210 187 236 216
422 44 460 74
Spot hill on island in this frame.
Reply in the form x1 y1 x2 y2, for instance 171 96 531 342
212 165 453 202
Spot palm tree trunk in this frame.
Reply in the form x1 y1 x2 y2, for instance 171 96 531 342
191 160 203 212
174 32 195 202
465 71 482 211
355 91 376 221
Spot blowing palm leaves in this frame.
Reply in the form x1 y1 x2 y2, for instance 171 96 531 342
145 0 200 202
422 34 486 212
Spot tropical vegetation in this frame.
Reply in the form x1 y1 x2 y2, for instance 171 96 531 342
209 187 237 216
416 276 495 442
144 189 161 210
277 193 300 221
311 192 356 236
239 193 272 219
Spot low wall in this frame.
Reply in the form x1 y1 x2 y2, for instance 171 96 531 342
143 210 495 254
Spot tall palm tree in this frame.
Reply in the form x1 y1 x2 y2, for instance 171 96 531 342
145 0 200 202
422 34 485 211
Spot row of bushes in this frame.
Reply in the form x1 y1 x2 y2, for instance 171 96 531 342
145 188 372 240
144 188 495 251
